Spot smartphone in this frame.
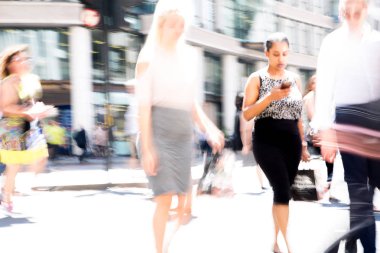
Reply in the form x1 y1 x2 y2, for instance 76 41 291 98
281 81 291 89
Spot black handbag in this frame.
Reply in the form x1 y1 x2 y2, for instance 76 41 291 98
197 153 220 195
291 169 318 201
197 151 234 196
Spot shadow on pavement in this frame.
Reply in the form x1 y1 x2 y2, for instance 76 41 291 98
0 216 35 227
242 191 268 196
32 182 149 192
73 188 153 200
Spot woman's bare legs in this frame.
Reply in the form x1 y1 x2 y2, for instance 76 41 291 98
153 193 189 253
29 157 48 174
16 157 48 194
177 194 188 225
184 185 192 214
273 204 291 253
272 205 280 252
153 194 173 253
169 189 192 225
2 164 21 210
257 165 265 189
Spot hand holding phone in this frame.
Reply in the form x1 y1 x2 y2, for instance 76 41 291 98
281 81 291 89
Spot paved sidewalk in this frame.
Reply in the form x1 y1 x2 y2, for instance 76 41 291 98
8 153 355 204
10 156 206 192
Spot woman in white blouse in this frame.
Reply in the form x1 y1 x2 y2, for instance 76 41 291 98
135 1 224 252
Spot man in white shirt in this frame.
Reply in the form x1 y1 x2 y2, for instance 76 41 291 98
313 0 380 252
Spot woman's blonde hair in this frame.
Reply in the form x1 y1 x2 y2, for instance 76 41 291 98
0 44 29 79
137 0 193 63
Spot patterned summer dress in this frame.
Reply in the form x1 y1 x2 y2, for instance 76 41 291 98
0 74 48 164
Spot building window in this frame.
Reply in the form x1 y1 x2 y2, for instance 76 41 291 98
327 0 340 21
284 20 298 53
238 59 255 92
299 69 314 92
224 0 263 40
223 0 235 37
275 15 283 33
234 1 254 39
204 52 223 128
203 0 216 31
92 30 143 84
299 23 308 54
0 28 70 80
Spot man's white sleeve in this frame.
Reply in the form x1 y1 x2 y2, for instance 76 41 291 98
312 36 337 131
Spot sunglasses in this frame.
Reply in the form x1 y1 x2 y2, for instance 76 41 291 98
9 56 32 64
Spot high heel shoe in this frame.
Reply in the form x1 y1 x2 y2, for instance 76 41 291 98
1 200 13 212
273 245 281 253
0 195 13 213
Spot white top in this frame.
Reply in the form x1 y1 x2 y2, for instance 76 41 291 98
312 23 380 130
136 46 197 112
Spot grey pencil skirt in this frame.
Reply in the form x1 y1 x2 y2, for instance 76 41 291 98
146 106 193 196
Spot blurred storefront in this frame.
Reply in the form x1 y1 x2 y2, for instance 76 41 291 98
0 0 145 156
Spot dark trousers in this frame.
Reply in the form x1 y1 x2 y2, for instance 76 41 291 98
342 151 380 253
326 153 380 253
47 143 59 160
78 146 86 162
334 102 380 253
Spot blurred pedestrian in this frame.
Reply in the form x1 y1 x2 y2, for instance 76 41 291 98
242 32 309 253
73 127 88 163
241 114 267 192
44 119 66 160
228 93 244 152
124 79 139 167
93 123 108 157
135 1 224 252
312 0 380 252
198 129 213 176
0 45 50 212
303 74 334 198
232 92 267 192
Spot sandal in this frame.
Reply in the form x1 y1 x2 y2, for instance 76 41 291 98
1 200 13 213
1 192 13 213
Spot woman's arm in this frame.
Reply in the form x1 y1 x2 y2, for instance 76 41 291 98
242 73 290 121
0 76 31 118
192 102 224 153
303 92 315 122
241 116 254 154
136 62 152 152
295 76 310 161
136 62 157 176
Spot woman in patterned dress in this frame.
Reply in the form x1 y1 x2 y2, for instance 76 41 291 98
0 45 49 212
242 33 310 253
